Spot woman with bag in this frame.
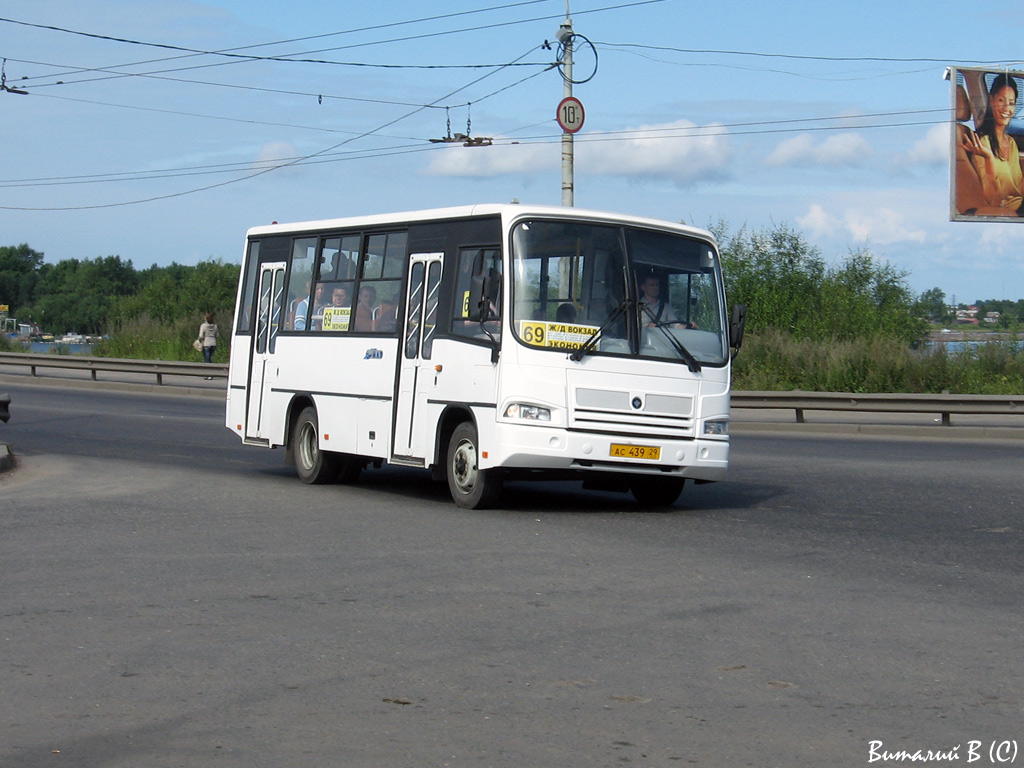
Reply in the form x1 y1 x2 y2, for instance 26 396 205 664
197 313 219 372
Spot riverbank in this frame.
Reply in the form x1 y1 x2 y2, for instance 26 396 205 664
925 329 1020 342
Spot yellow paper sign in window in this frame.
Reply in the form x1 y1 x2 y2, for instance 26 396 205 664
322 307 351 331
519 320 599 350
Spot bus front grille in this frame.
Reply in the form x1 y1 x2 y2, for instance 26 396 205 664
571 387 695 439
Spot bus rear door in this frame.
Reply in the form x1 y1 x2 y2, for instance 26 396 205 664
245 261 286 442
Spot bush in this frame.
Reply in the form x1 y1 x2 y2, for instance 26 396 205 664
733 330 1024 394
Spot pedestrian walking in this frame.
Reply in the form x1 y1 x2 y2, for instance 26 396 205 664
197 313 219 376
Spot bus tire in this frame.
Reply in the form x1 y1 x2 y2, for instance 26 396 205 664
292 406 339 485
446 422 502 509
630 476 684 508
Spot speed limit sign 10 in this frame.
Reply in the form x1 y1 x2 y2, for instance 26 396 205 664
557 96 585 134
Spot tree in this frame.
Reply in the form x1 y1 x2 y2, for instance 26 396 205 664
114 260 238 324
715 222 928 344
23 256 139 334
916 287 949 323
0 244 44 314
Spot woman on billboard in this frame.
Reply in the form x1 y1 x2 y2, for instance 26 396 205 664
961 73 1023 215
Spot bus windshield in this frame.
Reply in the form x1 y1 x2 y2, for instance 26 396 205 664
511 219 728 366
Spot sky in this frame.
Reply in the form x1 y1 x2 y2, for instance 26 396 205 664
2 0 1024 304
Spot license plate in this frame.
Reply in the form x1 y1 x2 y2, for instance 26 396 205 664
609 443 661 460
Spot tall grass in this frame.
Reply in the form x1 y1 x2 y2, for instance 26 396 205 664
0 335 29 353
733 330 1024 394
92 314 228 363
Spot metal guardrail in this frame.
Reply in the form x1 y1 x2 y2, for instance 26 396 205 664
732 391 1024 426
2 352 1022 427
0 352 227 385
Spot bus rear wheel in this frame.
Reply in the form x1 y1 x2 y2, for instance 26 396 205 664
630 476 684 508
446 422 502 509
292 406 339 484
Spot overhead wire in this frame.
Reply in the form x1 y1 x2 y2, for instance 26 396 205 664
2 0 556 80
0 40 548 210
5 1 666 88
0 107 958 190
0 0 976 209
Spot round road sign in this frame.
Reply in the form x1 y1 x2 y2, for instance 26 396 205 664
557 96 585 134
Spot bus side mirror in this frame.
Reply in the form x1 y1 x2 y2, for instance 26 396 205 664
729 304 746 351
467 271 499 322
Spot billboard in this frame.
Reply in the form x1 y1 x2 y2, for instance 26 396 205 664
950 66 1024 222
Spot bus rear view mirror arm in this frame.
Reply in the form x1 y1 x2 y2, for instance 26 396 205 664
730 304 747 352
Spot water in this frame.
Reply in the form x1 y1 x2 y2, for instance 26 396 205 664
925 340 1024 353
27 342 94 355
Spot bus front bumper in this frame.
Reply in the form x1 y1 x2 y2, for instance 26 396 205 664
482 422 729 482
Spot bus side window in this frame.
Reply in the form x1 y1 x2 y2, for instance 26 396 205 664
353 230 407 334
452 246 501 338
321 234 360 282
363 232 407 280
284 237 317 331
237 240 260 333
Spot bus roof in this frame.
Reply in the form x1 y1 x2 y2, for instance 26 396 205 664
244 203 716 243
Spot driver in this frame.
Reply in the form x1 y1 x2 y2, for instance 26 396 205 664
639 274 681 328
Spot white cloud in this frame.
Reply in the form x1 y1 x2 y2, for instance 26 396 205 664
423 121 731 186
844 208 927 244
979 222 1024 250
254 141 299 170
904 124 949 166
799 203 927 245
578 120 731 184
766 132 873 168
424 140 552 178
797 203 843 237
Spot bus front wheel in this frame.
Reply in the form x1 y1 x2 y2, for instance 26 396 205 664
446 422 502 509
292 406 339 484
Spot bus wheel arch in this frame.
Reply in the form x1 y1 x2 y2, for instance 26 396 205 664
432 406 473 480
445 420 502 510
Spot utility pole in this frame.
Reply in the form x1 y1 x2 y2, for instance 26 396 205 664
553 3 587 205
558 4 574 207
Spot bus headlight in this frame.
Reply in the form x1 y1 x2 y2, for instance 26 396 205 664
703 419 729 437
505 403 552 422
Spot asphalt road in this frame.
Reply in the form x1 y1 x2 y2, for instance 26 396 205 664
1 382 1022 768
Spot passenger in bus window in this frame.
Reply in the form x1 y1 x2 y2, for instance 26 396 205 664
374 289 398 333
329 285 349 310
321 285 351 332
293 280 314 331
354 284 377 332
308 283 327 330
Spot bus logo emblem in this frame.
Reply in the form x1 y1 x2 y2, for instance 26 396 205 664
364 348 384 360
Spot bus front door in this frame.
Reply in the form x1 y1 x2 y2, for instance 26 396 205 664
245 261 286 442
393 253 443 461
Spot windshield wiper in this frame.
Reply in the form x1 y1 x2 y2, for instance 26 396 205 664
640 303 702 373
569 298 633 362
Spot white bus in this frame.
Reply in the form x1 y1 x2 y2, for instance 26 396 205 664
226 204 745 509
